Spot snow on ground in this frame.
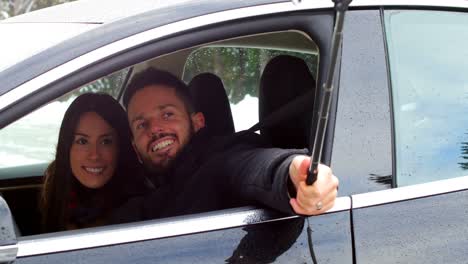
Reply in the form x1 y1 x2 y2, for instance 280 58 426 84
230 95 259 132
0 97 75 168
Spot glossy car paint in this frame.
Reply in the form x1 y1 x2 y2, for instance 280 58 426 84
16 211 353 264
16 218 312 263
353 190 468 263
13 197 350 258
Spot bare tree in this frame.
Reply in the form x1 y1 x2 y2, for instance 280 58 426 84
12 0 35 15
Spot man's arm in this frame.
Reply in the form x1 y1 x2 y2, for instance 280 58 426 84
221 137 338 216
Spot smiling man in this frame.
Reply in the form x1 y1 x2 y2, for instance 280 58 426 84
128 83 204 174
115 68 338 221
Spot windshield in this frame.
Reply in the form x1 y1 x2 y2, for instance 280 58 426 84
0 23 98 72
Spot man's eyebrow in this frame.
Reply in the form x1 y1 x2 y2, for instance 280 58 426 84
130 103 181 125
130 104 179 124
130 114 145 125
159 104 177 110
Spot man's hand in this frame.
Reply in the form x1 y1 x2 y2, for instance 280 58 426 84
288 155 338 215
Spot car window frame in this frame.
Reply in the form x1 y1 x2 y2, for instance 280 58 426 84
0 3 341 258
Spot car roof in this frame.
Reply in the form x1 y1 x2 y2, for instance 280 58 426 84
1 0 467 97
0 0 292 96
2 0 288 24
4 0 468 25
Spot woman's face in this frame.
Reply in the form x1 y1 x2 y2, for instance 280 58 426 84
70 112 119 189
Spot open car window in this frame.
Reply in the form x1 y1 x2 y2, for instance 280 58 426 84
182 42 318 131
1 30 320 238
0 69 128 172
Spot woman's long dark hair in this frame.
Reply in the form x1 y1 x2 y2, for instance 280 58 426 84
40 93 139 232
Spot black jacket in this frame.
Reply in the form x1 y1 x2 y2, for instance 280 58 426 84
113 128 307 223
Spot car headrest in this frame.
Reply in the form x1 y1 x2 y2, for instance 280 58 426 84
189 73 235 136
259 55 316 149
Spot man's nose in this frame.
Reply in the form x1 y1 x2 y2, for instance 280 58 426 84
148 118 163 135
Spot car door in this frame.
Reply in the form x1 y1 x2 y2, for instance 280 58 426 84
334 6 468 263
0 1 354 263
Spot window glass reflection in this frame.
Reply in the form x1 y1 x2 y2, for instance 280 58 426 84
385 10 468 186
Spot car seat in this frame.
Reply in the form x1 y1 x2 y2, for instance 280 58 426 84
188 73 235 136
259 55 316 149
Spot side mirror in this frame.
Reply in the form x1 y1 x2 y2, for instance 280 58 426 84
0 195 18 263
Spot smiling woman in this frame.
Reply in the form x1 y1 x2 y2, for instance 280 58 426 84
40 93 141 232
69 111 118 189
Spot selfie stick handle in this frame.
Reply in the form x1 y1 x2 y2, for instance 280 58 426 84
307 0 351 185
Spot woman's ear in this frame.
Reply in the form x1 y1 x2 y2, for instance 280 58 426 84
191 112 205 132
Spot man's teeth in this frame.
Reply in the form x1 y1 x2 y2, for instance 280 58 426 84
85 167 104 173
152 140 174 152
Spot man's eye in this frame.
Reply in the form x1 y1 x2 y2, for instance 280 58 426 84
75 138 87 145
136 122 146 130
163 112 174 120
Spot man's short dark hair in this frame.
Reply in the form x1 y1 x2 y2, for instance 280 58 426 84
123 68 195 113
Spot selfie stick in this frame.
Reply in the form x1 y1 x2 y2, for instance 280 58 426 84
307 0 352 185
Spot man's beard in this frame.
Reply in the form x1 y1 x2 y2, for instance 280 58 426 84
143 122 196 175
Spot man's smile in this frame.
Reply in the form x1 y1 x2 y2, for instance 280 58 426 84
151 139 175 152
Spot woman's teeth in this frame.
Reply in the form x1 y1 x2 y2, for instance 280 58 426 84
85 167 104 174
152 139 174 152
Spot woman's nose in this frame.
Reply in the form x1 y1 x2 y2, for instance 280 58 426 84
87 144 100 160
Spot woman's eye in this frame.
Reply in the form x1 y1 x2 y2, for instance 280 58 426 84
101 138 114 145
75 138 87 145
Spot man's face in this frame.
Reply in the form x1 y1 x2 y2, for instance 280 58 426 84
127 85 205 172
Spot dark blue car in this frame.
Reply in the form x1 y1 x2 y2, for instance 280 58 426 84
0 0 467 262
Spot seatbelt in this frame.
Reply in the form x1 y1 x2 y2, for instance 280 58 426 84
248 89 315 133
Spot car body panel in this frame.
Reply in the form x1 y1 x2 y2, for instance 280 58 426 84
16 218 312 264
15 210 352 264
353 187 468 263
15 199 351 257
0 23 97 73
